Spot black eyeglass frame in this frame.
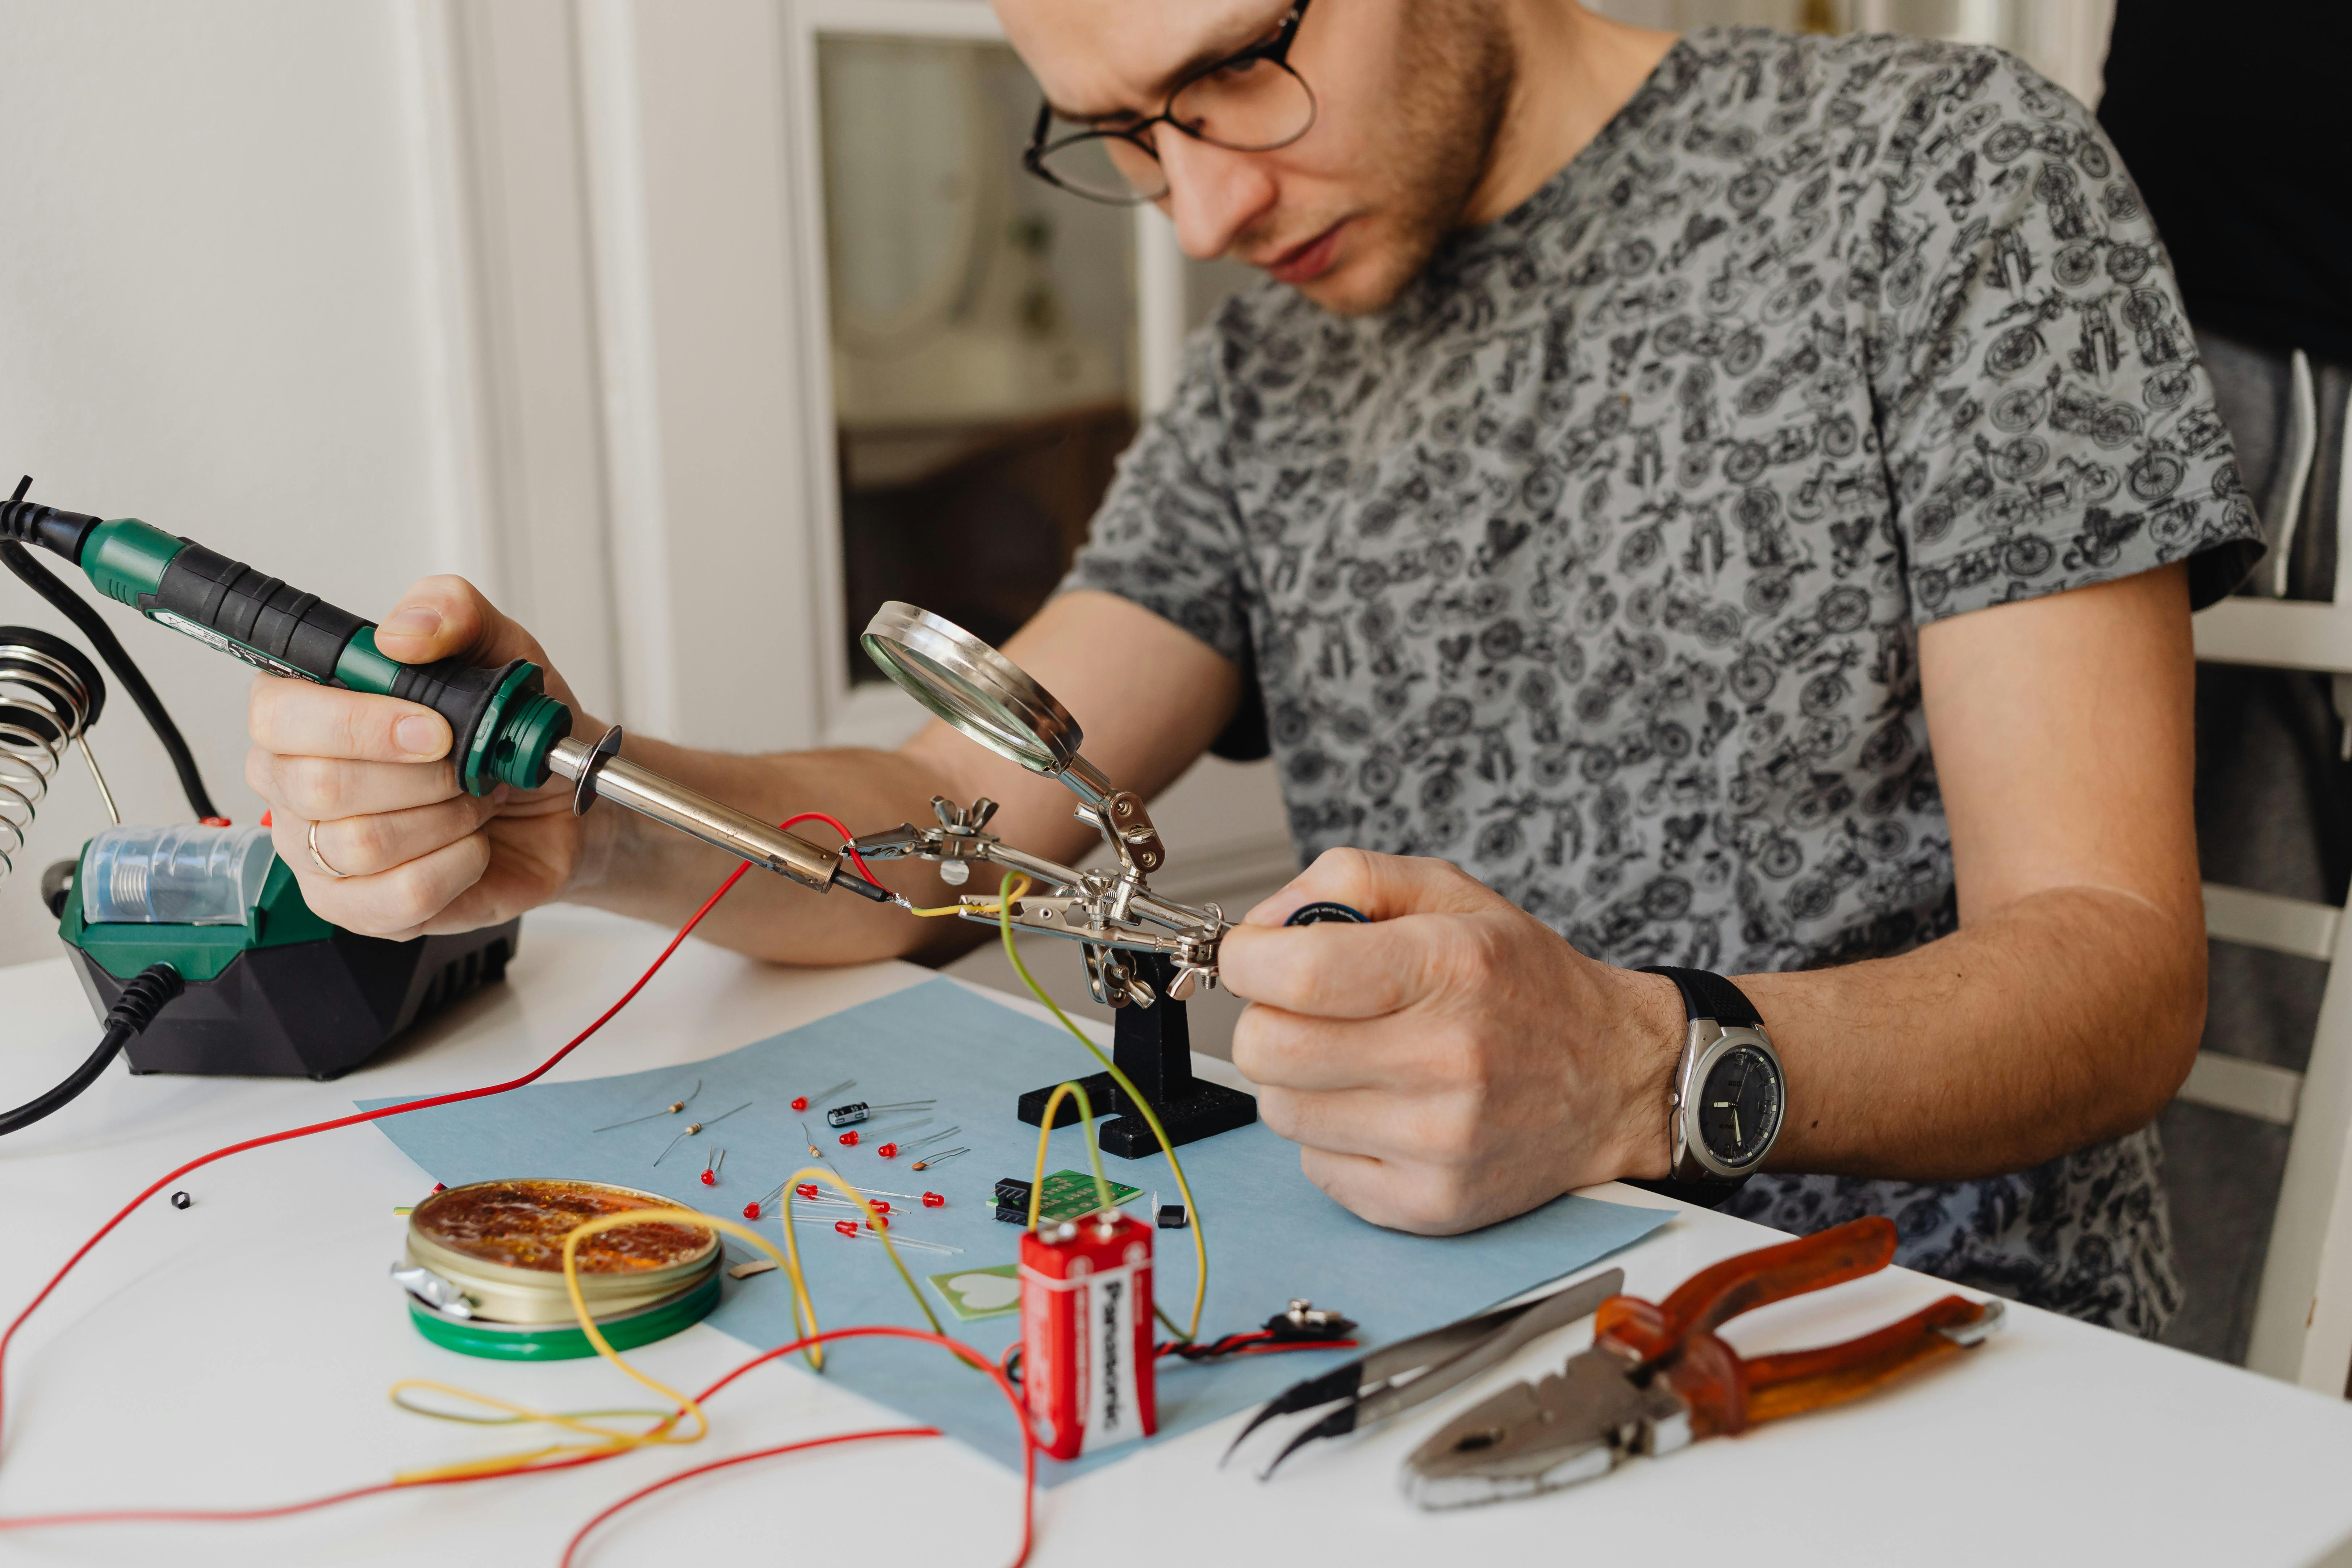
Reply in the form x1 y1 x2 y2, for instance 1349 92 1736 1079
1020 0 1317 205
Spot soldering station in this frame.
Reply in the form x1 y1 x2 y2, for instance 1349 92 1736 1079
0 477 2001 1551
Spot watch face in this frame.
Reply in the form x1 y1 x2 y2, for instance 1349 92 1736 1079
1695 1043 1781 1169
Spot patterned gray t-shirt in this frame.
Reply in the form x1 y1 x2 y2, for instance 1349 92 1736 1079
1064 27 2261 1335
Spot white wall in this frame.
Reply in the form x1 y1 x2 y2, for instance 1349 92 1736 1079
0 0 474 966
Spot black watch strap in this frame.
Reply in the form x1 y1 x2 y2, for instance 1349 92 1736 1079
1639 965 1761 1029
1621 1176 1749 1210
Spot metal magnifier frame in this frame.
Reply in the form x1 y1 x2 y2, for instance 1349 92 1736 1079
859 601 1115 805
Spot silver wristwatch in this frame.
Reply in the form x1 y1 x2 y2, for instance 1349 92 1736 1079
1640 966 1785 1203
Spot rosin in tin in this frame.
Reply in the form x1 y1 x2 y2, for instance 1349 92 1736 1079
397 1178 721 1352
1019 1209 1157 1459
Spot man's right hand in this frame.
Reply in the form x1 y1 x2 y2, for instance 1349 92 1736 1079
245 575 591 940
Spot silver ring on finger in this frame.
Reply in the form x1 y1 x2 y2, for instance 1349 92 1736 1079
308 818 354 880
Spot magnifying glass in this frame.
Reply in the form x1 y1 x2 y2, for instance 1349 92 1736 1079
860 601 1120 811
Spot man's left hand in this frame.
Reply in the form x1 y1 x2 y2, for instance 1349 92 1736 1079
1219 848 1683 1233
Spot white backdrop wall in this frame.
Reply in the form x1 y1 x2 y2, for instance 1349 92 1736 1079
0 1 475 966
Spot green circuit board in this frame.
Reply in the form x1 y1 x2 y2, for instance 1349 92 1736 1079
1033 1169 1141 1224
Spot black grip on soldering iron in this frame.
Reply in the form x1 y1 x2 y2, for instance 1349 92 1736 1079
148 538 370 681
150 540 530 757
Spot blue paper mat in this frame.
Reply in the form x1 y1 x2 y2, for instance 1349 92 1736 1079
363 978 1669 1483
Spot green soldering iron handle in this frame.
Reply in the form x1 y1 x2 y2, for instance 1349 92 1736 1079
8 505 571 796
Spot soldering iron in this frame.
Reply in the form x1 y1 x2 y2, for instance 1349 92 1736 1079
0 485 895 904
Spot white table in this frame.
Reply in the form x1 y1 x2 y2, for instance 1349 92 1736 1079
5 905 2352 1567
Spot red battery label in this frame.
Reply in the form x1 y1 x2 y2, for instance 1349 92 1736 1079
1019 1212 1156 1459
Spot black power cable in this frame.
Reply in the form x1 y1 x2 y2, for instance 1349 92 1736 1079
0 963 184 1136
0 534 220 822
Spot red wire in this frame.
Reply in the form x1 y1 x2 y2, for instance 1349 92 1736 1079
559 1325 1032 1568
777 811 876 882
0 1326 1034 1568
556 1430 938 1566
0 853 760 1448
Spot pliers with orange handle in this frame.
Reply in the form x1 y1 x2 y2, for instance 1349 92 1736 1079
1403 1214 2004 1509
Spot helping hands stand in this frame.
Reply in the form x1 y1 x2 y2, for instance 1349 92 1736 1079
1015 951 1257 1156
852 602 1258 1157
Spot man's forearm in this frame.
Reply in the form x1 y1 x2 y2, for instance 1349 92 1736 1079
1734 887 2206 1181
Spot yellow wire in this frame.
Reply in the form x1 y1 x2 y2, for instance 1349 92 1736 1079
778 1163 945 1350
1027 1081 1115 1228
391 1209 792 1484
997 873 1209 1342
390 1389 665 1427
389 1180 946 1486
905 873 1031 917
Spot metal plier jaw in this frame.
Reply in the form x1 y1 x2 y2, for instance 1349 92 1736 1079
847 796 1231 998
1402 1216 2006 1510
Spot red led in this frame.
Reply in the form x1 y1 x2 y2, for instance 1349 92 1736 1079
838 1131 860 1146
796 1183 821 1200
868 1200 891 1214
743 1202 761 1219
922 1192 945 1208
834 1220 857 1237
876 1143 898 1158
432 1183 446 1193
699 1170 716 1186
790 1095 811 1111
866 1215 889 1230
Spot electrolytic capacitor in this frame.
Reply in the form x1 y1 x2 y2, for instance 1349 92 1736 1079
826 1098 935 1128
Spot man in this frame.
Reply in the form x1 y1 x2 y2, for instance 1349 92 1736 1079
248 2 2259 1334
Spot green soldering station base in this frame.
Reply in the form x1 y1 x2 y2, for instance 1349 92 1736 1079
56 856 520 1082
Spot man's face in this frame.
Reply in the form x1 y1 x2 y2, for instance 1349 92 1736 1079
996 0 1512 316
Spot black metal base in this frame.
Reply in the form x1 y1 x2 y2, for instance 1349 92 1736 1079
1015 952 1255 1159
1016 1069 1259 1158
74 920 521 1081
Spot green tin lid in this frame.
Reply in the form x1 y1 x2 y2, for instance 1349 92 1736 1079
405 1262 721 1361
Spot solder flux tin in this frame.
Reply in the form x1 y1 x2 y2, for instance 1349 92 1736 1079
402 1178 722 1358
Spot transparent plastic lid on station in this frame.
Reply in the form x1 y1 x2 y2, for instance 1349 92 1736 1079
80 823 275 925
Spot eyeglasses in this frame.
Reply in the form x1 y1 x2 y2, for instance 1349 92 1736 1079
1021 0 1318 205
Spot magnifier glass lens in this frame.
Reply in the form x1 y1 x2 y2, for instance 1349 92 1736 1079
870 640 1052 767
